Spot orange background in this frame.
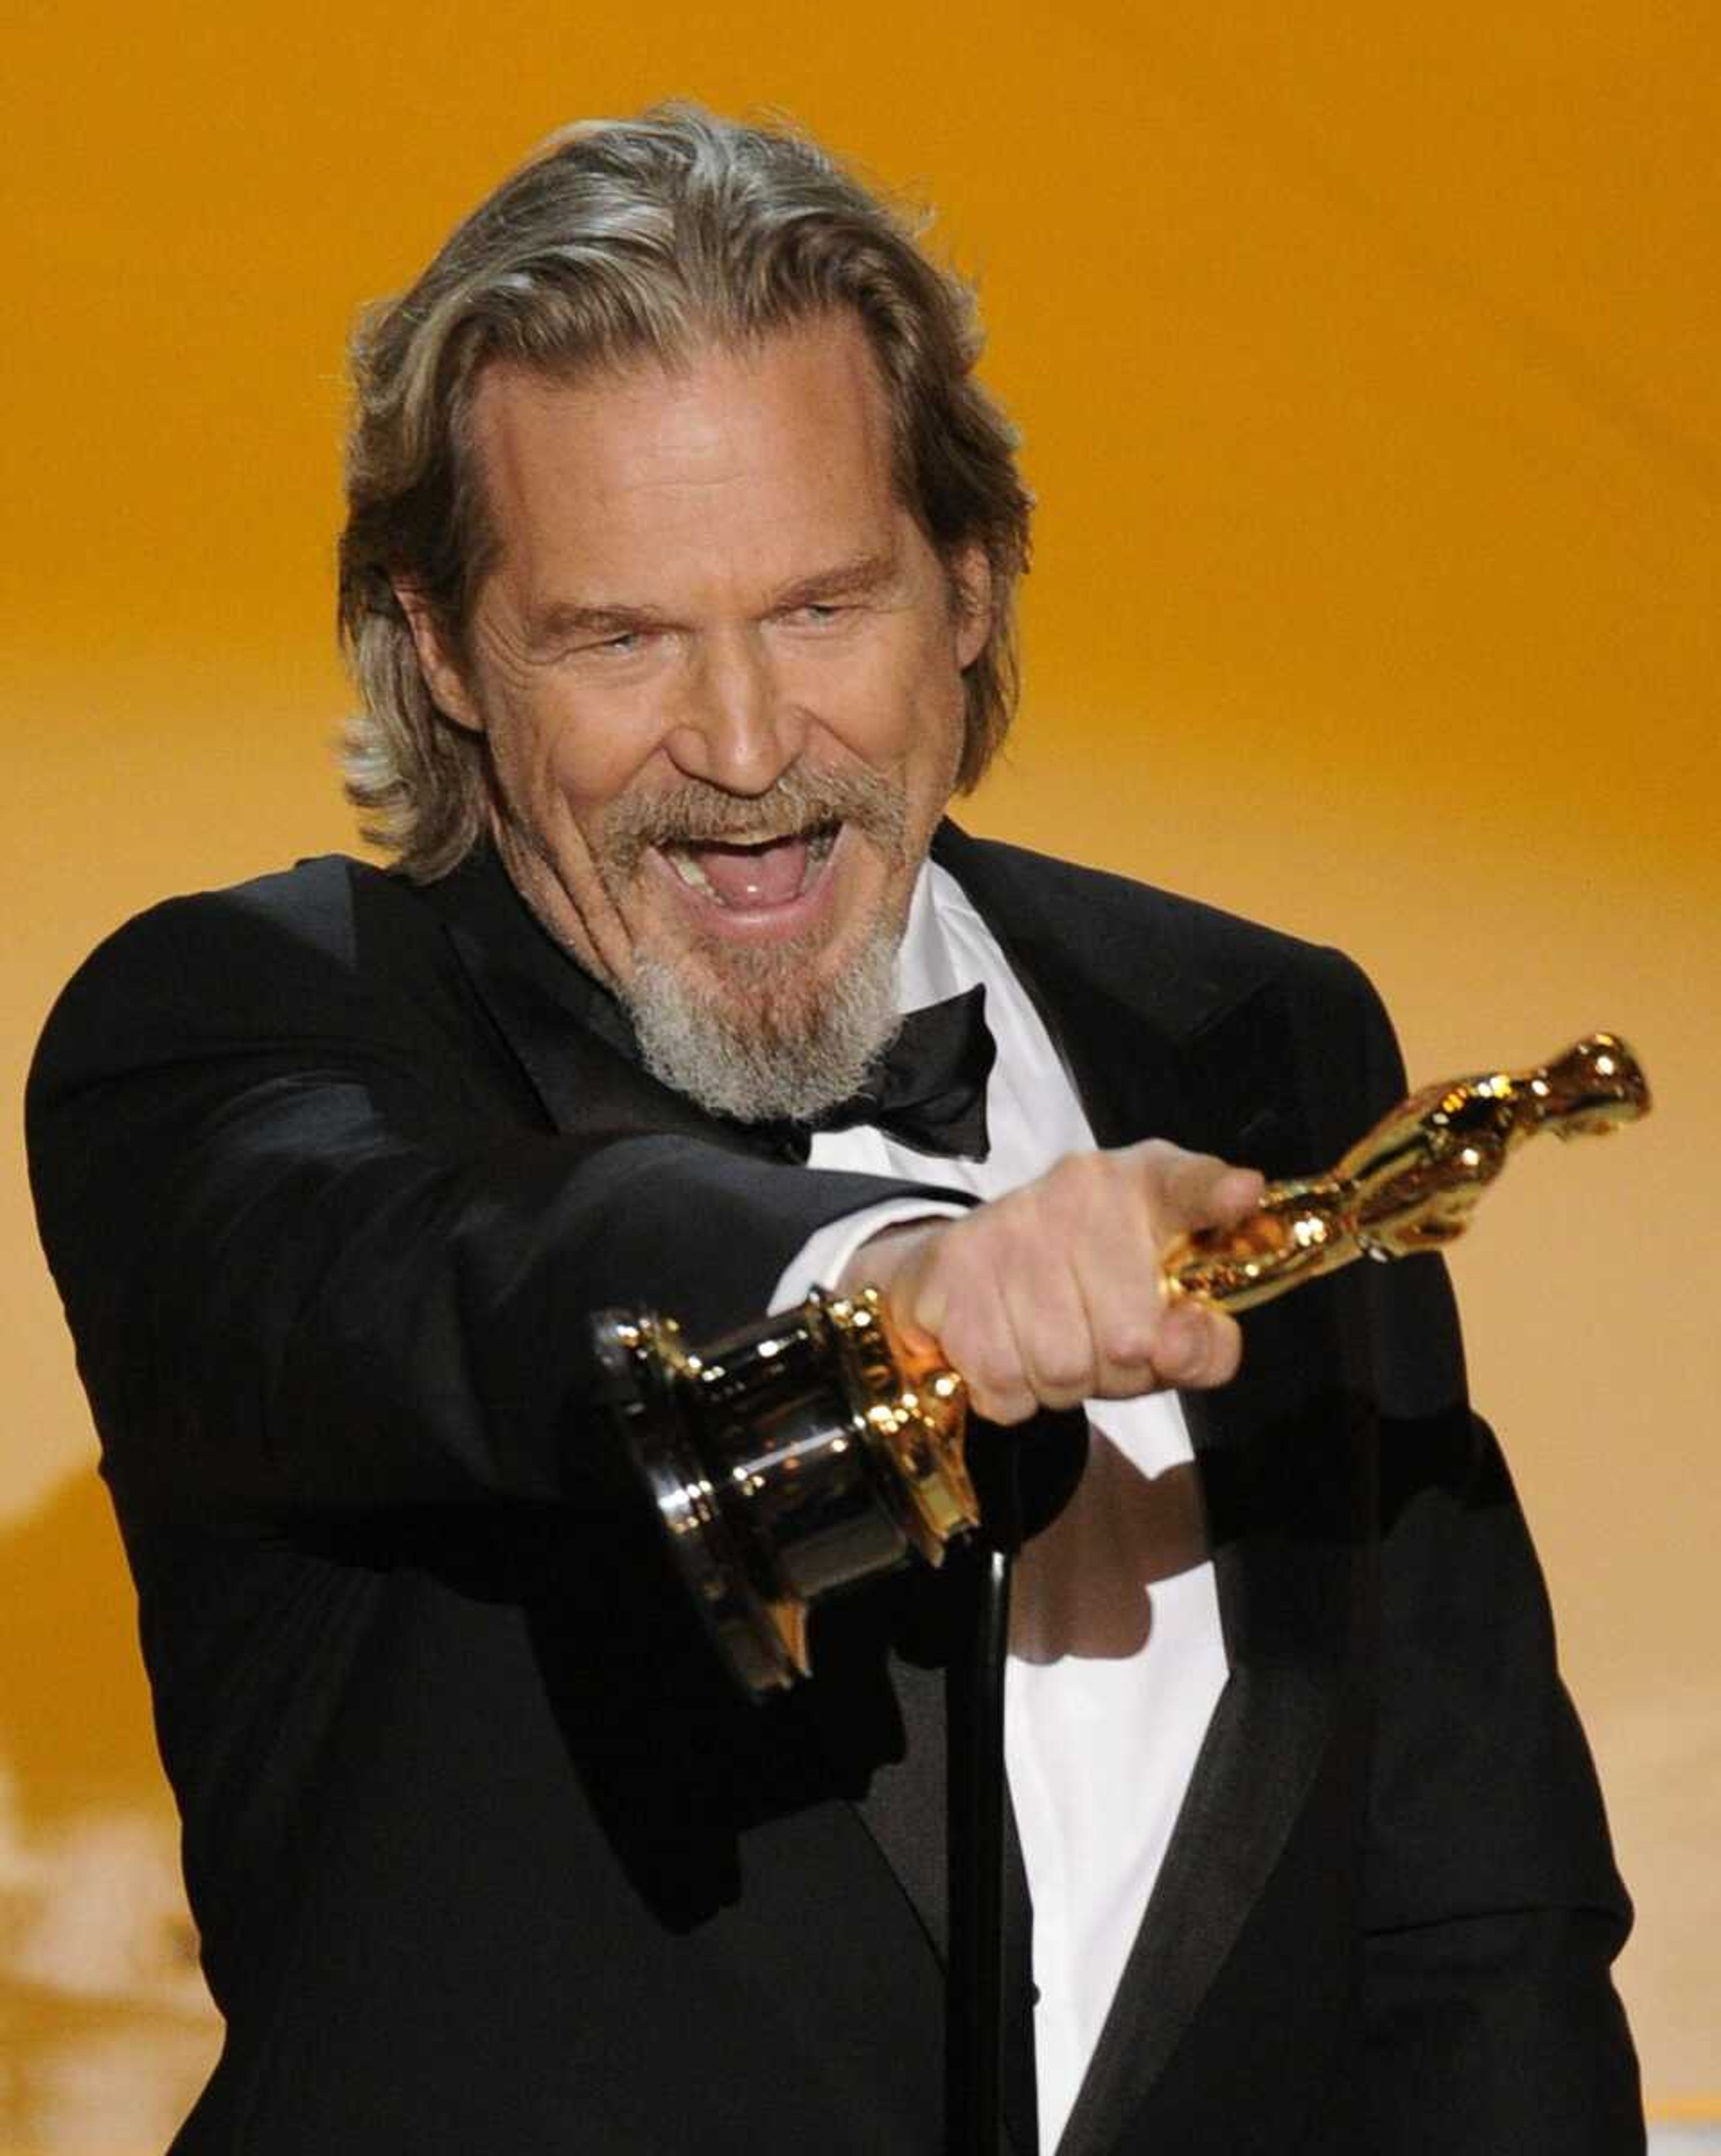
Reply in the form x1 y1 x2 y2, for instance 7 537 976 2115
3 5 1717 2144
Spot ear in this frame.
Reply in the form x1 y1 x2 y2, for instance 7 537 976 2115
949 544 994 671
394 584 485 734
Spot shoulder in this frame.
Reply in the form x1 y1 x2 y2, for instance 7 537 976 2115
933 823 1385 1033
28 855 460 1106
60 852 429 974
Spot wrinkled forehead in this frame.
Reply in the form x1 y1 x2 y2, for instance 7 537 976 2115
475 312 888 469
462 316 912 600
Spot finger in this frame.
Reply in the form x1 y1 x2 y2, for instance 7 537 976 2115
1132 1143 1265 1239
955 1263 1049 1425
1051 1152 1213 1393
1068 1200 1167 1397
1149 1296 1244 1390
1075 1259 1243 1398
987 1172 1116 1412
896 1220 1040 1425
954 1318 1042 1426
843 1222 947 1367
1006 1256 1096 1412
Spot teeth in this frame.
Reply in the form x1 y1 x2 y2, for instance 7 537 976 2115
659 823 840 904
666 849 714 892
664 822 838 860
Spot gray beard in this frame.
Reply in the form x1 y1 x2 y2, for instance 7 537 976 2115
625 917 903 1125
592 760 916 1125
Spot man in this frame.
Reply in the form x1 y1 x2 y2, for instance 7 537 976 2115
28 107 1640 2153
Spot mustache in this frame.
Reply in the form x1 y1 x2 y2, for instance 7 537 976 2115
597 763 909 873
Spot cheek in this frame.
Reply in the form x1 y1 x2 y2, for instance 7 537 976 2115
901 642 970 793
819 624 967 773
500 691 657 834
544 734 626 825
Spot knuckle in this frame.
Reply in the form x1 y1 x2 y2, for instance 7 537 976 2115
969 1374 1034 1426
1030 1342 1092 1397
991 1396 1038 1429
967 1342 1024 1403
1132 1137 1182 1181
1100 1308 1161 1370
1158 1307 1243 1389
1091 1360 1157 1399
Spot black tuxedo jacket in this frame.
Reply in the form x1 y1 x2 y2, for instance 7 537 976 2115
27 826 1640 2154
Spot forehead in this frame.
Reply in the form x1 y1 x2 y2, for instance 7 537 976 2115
467 315 905 596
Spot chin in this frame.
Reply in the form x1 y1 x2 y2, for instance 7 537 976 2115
683 935 849 1036
627 901 906 1126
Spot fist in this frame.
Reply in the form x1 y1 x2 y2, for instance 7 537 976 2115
839 1142 1264 1425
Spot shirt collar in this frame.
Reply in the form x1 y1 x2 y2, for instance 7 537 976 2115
895 859 972 1014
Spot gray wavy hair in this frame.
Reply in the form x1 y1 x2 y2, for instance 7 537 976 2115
337 104 1033 881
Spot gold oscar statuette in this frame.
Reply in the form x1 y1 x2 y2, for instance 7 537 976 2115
1160 1030 1650 1312
595 1033 1650 1694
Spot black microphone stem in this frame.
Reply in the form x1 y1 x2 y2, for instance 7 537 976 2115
948 1538 1014 2156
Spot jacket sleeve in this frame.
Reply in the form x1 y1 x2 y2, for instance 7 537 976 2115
26 867 957 1525
1325 955 1643 2151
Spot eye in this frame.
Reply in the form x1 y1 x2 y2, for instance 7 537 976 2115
579 628 649 658
786 602 847 628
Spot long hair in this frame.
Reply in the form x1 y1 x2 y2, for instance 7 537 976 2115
337 104 1033 879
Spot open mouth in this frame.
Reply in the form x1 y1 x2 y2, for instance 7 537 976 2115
657 820 841 911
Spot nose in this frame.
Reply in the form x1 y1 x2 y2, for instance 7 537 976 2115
662 626 807 795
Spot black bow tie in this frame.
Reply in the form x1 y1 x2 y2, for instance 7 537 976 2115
774 983 995 1164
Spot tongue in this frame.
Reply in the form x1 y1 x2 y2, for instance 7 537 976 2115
690 835 810 909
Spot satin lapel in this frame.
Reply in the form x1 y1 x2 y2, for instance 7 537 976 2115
936 829 1358 2156
1057 1281 1363 2156
418 852 754 1151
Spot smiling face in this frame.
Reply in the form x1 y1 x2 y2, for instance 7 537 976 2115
402 313 988 1119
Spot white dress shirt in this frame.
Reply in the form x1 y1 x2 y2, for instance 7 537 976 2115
773 861 1229 2152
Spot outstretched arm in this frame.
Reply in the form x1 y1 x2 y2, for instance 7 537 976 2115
26 865 961 1523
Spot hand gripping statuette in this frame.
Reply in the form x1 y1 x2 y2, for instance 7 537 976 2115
594 1033 1650 1694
